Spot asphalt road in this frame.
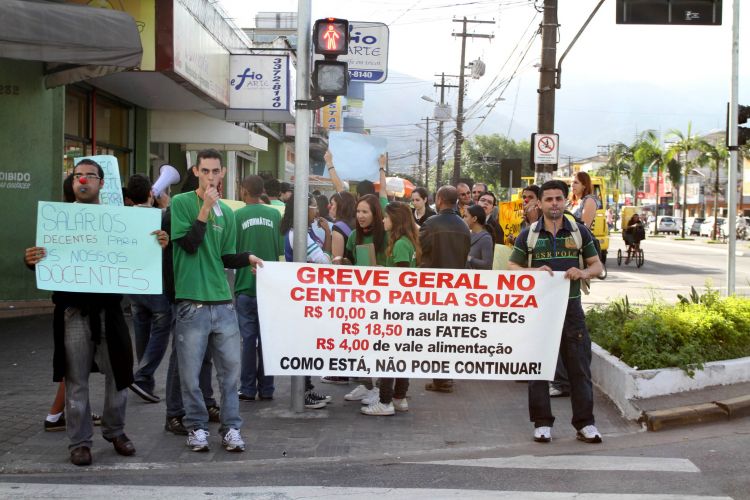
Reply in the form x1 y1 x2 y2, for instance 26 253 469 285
585 234 750 307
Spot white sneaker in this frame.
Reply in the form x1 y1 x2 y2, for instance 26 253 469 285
360 388 380 406
533 426 551 443
361 401 395 416
187 429 210 452
344 384 371 401
222 428 245 452
392 397 409 412
576 425 602 443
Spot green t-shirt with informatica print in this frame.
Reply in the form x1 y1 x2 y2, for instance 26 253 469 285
171 191 236 302
386 236 417 268
234 203 283 297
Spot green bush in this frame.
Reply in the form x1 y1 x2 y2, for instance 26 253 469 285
586 288 750 375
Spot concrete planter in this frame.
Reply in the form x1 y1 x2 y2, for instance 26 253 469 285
591 342 750 420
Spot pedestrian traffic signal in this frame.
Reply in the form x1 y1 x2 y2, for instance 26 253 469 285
313 18 349 56
739 104 750 147
312 18 350 98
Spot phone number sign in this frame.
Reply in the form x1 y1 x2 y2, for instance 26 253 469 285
314 21 389 83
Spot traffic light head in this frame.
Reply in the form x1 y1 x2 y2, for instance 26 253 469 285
313 18 349 57
313 60 348 97
740 104 750 147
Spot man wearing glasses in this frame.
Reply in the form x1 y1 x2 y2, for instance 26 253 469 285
23 159 164 466
456 182 473 218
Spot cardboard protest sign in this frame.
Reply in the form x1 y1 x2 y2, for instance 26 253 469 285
257 262 569 380
499 199 523 244
323 132 387 182
35 201 162 294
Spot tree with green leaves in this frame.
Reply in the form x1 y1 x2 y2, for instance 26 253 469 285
700 139 729 239
462 134 531 195
633 130 670 234
666 123 708 238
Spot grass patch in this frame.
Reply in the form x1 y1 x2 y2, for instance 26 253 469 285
586 287 750 375
706 240 726 244
674 238 694 241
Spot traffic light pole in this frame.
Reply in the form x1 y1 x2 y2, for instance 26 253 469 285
727 0 740 295
291 0 312 413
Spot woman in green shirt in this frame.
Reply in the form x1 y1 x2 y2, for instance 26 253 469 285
345 194 387 266
361 202 420 416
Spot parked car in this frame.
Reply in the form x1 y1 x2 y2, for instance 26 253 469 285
657 216 681 234
686 217 705 236
699 217 726 238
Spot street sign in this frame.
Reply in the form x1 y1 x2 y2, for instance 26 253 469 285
314 21 389 83
500 159 522 188
532 133 559 165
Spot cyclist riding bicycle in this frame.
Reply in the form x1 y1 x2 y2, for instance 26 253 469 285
623 213 645 264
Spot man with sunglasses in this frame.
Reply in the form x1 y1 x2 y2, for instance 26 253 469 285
471 182 487 204
456 182 473 218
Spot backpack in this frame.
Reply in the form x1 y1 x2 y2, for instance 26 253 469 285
526 217 591 295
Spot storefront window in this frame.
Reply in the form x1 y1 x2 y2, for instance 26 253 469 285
64 87 133 180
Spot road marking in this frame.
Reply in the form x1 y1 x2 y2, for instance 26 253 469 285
408 454 700 472
0 484 732 499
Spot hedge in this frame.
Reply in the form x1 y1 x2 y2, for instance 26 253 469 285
586 287 750 375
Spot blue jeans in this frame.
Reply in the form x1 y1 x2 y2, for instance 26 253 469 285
236 294 274 398
528 299 594 430
165 328 217 419
175 302 241 432
129 293 172 393
64 308 127 450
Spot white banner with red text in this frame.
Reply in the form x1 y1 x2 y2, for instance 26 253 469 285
256 262 569 380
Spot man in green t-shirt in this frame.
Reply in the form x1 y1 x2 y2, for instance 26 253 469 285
171 149 261 453
507 180 603 445
234 175 282 402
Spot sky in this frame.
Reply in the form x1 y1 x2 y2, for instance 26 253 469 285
219 0 750 167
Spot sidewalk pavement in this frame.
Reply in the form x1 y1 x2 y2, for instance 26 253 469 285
0 312 745 473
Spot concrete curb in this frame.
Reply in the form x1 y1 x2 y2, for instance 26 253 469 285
591 343 750 429
643 395 750 431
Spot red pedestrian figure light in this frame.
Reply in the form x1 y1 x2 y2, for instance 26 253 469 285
323 24 340 51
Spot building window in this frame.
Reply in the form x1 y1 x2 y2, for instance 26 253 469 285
64 87 133 180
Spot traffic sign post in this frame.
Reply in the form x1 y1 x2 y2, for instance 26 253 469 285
314 21 389 83
532 133 559 167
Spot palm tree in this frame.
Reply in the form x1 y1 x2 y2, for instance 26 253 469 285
701 140 729 239
666 123 708 238
597 142 633 218
633 130 668 235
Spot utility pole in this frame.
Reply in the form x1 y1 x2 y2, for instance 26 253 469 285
727 0 740 295
422 117 430 191
434 72 458 188
535 0 558 183
452 17 494 185
418 139 424 187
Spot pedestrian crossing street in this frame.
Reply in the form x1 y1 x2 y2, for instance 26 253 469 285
0 453 734 500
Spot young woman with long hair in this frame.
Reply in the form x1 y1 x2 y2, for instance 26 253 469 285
345 194 387 266
411 187 436 226
569 171 600 228
361 201 420 416
328 190 357 264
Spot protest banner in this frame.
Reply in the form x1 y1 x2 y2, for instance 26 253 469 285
499 199 523 244
74 155 123 206
257 262 569 380
35 201 162 294
323 131 387 182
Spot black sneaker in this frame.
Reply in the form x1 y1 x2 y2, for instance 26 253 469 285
165 416 188 435
258 394 274 401
207 405 221 423
91 412 102 426
304 392 326 409
44 414 66 432
238 392 256 402
307 390 332 403
129 382 160 403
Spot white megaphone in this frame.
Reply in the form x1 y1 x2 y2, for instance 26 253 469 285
152 164 181 198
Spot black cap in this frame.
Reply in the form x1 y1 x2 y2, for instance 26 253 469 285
280 182 293 193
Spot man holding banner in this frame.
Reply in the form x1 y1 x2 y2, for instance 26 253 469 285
171 149 261 453
24 159 167 466
507 180 604 445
